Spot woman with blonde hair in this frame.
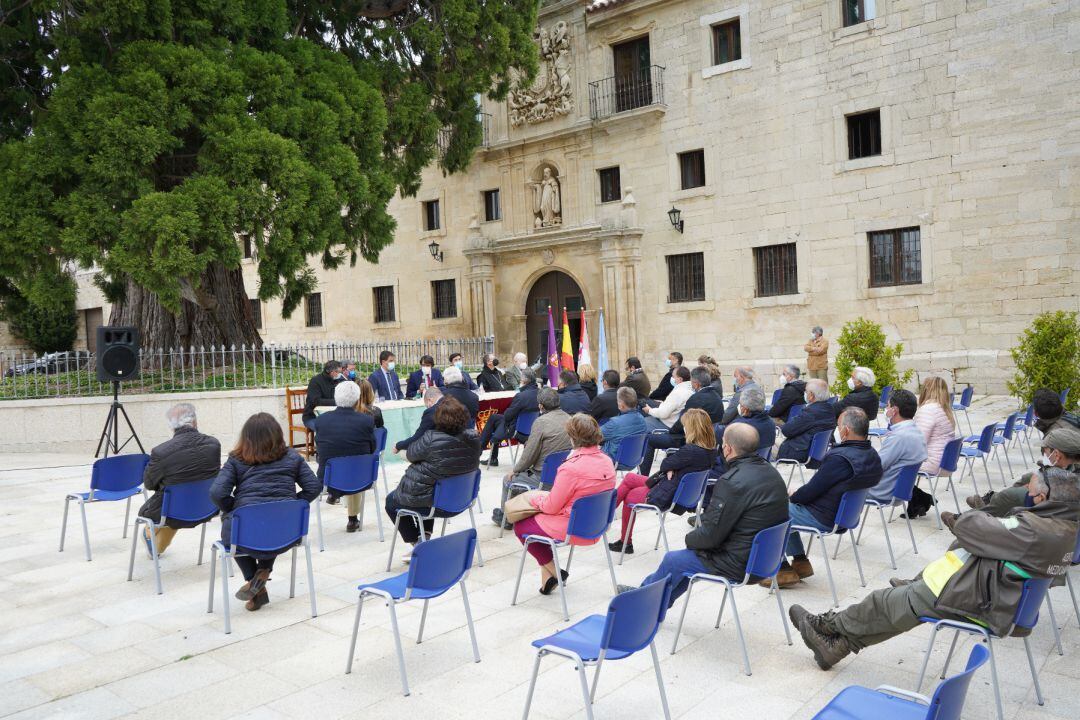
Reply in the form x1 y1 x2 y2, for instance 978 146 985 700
576 362 598 401
914 376 958 475
608 408 718 555
697 355 724 395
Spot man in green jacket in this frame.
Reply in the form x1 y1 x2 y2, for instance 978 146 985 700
789 466 1080 670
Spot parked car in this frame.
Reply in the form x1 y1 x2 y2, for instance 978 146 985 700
3 351 92 378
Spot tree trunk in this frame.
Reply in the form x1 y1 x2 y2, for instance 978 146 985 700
109 263 262 352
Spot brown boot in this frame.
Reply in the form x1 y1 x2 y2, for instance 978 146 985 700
791 557 815 579
245 588 270 611
773 567 802 588
235 568 272 601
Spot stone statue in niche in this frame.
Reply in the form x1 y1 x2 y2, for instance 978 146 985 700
530 166 562 228
508 20 573 127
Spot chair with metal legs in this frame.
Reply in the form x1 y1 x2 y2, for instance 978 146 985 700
958 422 1000 496
916 438 964 529
872 385 893 430
511 489 619 622
791 489 870 608
374 427 390 494
669 520 793 675
207 499 317 635
507 411 539 464
613 432 648 480
498 450 569 539
345 529 480 696
60 453 150 562
1065 529 1080 629
915 577 1053 720
386 470 484 570
1000 404 1034 465
618 470 709 565
313 454 384 551
522 578 673 720
127 476 217 594
951 386 974 435
777 429 831 489
856 463 922 570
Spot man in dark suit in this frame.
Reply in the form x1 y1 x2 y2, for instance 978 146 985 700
556 369 591 415
405 354 444 398
441 365 480 421
648 351 683 404
368 350 402 401
449 352 479 390
480 368 539 468
395 386 442 453
313 381 377 532
589 369 622 424
302 360 342 429
640 367 724 475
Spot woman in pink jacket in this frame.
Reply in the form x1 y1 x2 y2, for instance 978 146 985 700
514 413 616 595
914 376 958 474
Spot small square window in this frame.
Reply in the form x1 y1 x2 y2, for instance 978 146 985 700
422 199 440 231
431 279 457 319
678 149 706 190
843 0 876 27
304 293 323 328
373 285 396 323
249 299 262 329
665 252 706 303
482 189 501 222
753 243 799 297
598 167 621 203
869 227 922 287
711 19 742 65
846 109 881 159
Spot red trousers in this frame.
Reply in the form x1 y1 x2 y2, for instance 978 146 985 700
514 516 556 565
615 473 651 543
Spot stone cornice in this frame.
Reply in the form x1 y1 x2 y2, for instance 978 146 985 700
463 223 643 256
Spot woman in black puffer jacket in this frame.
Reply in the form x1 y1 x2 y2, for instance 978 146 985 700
211 412 322 612
385 396 482 552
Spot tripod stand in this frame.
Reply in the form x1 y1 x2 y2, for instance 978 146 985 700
96 381 144 458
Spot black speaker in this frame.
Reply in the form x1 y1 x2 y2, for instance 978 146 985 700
95 326 140 382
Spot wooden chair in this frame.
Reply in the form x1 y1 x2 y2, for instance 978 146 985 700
286 387 315 458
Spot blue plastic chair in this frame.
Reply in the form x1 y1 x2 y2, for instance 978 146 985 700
951 386 974 435
613 432 648 477
508 410 540 463
374 426 390 494
127 476 218 594
386 470 483 570
499 449 571 539
917 437 964 528
314 453 384 551
618 470 709 565
814 644 989 720
757 445 773 461
856 463 922 569
346 529 480 696
960 420 1005 495
787 403 805 421
916 578 1054 720
767 387 783 412
207 499 316 634
1060 387 1070 406
874 385 893 428
60 453 150 562
791 488 869 607
511 488 619 621
777 429 832 489
522 579 673 720
980 412 1018 480
1063 528 1080 630
669 520 793 675
1000 404 1034 464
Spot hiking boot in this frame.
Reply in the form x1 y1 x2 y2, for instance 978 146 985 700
235 568 271 601
795 610 852 670
965 494 985 510
608 539 634 555
346 518 360 533
791 557 815 579
245 588 270 612
889 577 913 588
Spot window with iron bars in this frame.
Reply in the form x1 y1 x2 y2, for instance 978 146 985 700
846 109 881 159
753 243 799 297
869 227 922 287
373 285 396 323
666 252 706 303
305 293 323 327
431 279 457 319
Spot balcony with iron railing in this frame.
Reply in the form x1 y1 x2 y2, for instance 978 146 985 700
437 112 492 156
588 65 666 121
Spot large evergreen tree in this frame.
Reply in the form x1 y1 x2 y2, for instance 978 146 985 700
0 0 538 349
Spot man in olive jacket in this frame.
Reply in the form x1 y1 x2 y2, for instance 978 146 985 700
137 403 222 555
626 424 790 607
789 466 1080 670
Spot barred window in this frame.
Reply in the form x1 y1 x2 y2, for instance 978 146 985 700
431 279 457 319
599 167 621 203
678 149 706 190
483 189 500 222
249 299 262 330
666 252 705 303
847 109 881 159
711 19 742 65
869 227 922 287
373 285 396 323
304 293 323 327
753 243 799 297
842 0 876 27
423 199 440 231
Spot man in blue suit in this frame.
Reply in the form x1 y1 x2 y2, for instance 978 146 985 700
449 351 478 390
368 350 402 401
480 367 539 468
405 354 444 398
312 381 376 532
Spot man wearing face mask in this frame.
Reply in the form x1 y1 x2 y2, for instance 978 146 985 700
503 352 530 392
834 366 879 421
648 352 683 404
769 364 807 424
476 353 508 392
448 352 479 390
405 355 445 399
805 326 829 383
367 350 402 401
777 379 838 466
338 361 358 383
720 366 760 425
616 423 789 607
969 428 1080 517
302 360 343 430
866 389 928 505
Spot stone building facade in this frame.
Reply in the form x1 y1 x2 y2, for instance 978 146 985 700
60 0 1079 391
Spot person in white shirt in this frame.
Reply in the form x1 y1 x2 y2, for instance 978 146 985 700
642 366 693 431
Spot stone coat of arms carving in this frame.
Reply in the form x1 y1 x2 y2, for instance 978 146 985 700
509 21 573 127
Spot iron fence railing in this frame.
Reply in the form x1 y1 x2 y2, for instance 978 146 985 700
589 65 666 120
0 337 495 400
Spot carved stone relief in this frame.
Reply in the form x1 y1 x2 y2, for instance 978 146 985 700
508 21 573 127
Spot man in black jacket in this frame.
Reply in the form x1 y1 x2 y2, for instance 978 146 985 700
621 424 789 607
589 369 622 424
777 379 836 465
395 387 442 453
619 356 651 400
441 365 480 421
302 360 342 429
313 381 377 532
556 370 591 415
137 403 222 556
769 364 807 423
648 351 683 404
834 366 879 421
640 367 724 475
480 368 539 468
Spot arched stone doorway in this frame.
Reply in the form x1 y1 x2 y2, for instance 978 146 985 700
525 271 586 367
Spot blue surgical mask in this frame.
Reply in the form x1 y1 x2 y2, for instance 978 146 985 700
665 358 672 368
454 360 463 369
387 361 396 371
669 376 676 387
347 370 356 380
